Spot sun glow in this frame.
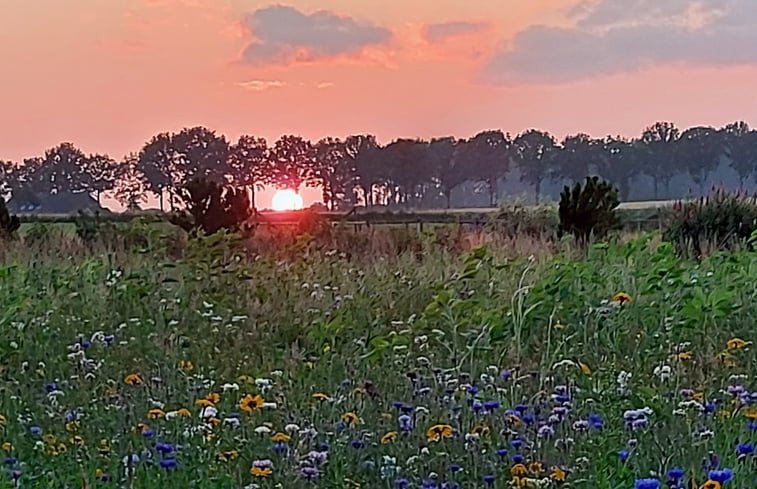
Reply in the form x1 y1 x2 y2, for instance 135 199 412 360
271 189 304 211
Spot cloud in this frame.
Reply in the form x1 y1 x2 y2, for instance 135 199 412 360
424 21 487 42
236 80 286 91
483 0 757 84
241 5 391 66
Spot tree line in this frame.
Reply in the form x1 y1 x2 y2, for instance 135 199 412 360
1 121 756 211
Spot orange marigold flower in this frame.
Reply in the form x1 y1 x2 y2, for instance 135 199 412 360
612 292 632 305
550 467 567 481
511 463 528 476
239 394 264 413
250 467 272 477
147 409 165 419
312 393 330 402
205 392 221 404
727 338 747 350
195 399 214 408
176 408 191 417
470 424 489 436
506 414 522 426
381 431 398 444
677 351 692 360
178 360 194 371
426 424 453 441
342 412 359 425
124 374 142 385
217 449 239 462
271 432 290 443
529 461 544 474
702 481 721 489
743 407 757 420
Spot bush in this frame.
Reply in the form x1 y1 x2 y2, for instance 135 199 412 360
0 196 20 240
558 176 621 242
171 178 252 234
662 189 757 255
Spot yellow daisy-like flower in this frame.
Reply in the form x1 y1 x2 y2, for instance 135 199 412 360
65 421 80 432
251 467 272 477
2 442 12 452
342 412 359 425
205 392 221 404
195 399 215 408
176 408 191 418
178 360 194 371
69 435 84 447
426 424 453 442
743 407 757 420
550 467 567 481
470 424 489 436
271 432 290 443
529 461 544 475
312 393 330 402
579 362 591 375
510 463 528 476
506 414 522 426
239 394 264 413
381 431 398 444
677 351 692 360
0 415 6 426
702 481 721 489
217 449 239 462
98 439 110 455
124 373 142 385
727 338 747 350
612 292 632 305
147 409 165 419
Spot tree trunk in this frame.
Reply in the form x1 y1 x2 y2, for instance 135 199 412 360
159 191 164 212
445 189 451 209
652 179 659 200
250 185 256 212
534 178 542 205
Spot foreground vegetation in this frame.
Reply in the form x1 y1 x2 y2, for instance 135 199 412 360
0 222 755 489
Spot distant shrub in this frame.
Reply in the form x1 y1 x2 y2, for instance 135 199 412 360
490 205 557 239
0 196 20 240
558 176 621 242
663 189 757 255
171 178 252 235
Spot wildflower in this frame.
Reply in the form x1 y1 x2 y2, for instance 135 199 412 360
135 423 150 434
707 469 733 484
634 479 660 489
176 408 191 418
205 392 221 404
0 415 5 426
736 442 755 456
159 458 177 469
667 468 684 480
727 338 747 350
178 360 193 371
511 464 528 476
579 362 591 375
69 435 84 447
612 292 632 305
300 466 319 479
98 439 110 455
426 424 453 442
30 426 42 436
217 449 238 462
124 374 142 385
342 412 359 425
239 394 264 413
312 393 330 402
550 467 567 481
618 450 630 463
395 479 409 489
147 409 165 419
251 459 273 477
701 481 721 489
271 432 290 443
381 432 398 444
506 414 522 426
65 420 80 432
1 443 11 453
678 352 692 360
399 414 413 432
195 399 214 408
483 474 495 485
470 424 489 436
744 407 757 419
351 439 364 449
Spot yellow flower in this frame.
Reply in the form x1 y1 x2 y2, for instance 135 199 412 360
178 360 194 371
217 449 239 462
251 466 272 477
612 292 632 305
381 431 398 444
208 417 221 427
98 439 110 455
240 394 264 413
352 387 366 396
743 407 757 420
271 432 290 443
529 461 544 474
470 424 489 436
205 392 221 404
65 421 80 432
579 362 591 375
550 467 567 481
553 321 565 330
0 415 6 426
426 424 453 441
702 481 721 489
312 393 330 402
238 375 254 384
43 434 57 445
506 414 522 426
342 412 359 425
124 373 142 385
727 338 747 350
2 442 12 452
147 409 165 419
69 435 84 447
95 468 104 478
511 463 528 476
195 399 215 408
380 412 393 421
693 392 704 402
135 423 150 434
677 351 692 360
176 408 191 418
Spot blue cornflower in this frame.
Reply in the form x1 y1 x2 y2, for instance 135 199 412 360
483 474 495 484
514 404 528 414
155 443 174 455
318 442 329 452
634 478 660 489
336 421 347 432
65 411 78 422
141 429 154 438
523 414 535 425
588 413 604 430
736 442 755 455
400 404 414 414
80 339 91 348
272 442 288 453
707 468 733 484
395 479 409 489
553 394 571 404
399 414 413 432
3 458 17 466
748 420 757 432
472 400 484 412
618 450 630 463
450 463 461 473
421 480 438 489
45 383 58 393
511 439 523 449
512 454 524 464
467 385 479 396
500 370 512 381
392 402 404 410
104 334 115 344
159 458 177 469
351 439 364 449
667 468 685 479
496 448 508 457
483 400 500 411
30 426 42 436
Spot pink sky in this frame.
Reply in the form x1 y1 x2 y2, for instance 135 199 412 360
1 0 756 208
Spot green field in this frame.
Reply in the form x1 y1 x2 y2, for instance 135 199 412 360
0 228 755 489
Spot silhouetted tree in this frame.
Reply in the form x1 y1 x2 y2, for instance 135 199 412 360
137 133 176 211
270 135 315 192
349 135 382 207
171 178 251 234
114 153 147 210
514 130 557 204
172 126 230 185
722 122 757 188
228 135 270 212
556 133 604 184
312 138 355 210
84 153 118 204
640 122 680 199
457 130 510 207
382 139 430 207
600 136 641 201
677 126 723 195
428 137 465 208
32 143 91 194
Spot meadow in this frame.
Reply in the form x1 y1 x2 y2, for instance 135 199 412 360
0 225 755 489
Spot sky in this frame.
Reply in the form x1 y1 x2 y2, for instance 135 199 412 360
2 0 757 208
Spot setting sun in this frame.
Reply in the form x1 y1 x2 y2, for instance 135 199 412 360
271 189 304 211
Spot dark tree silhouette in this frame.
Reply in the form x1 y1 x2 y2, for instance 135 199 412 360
270 135 315 192
600 136 641 201
32 143 91 194
114 153 147 210
514 130 557 205
428 137 465 208
312 138 355 210
172 126 230 185
557 134 605 184
137 133 176 211
349 135 382 207
228 135 270 212
171 178 251 234
382 139 430 207
677 126 723 195
722 122 757 189
640 122 680 199
457 130 510 207
84 153 118 204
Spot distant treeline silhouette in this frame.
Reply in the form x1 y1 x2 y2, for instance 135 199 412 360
1 121 755 211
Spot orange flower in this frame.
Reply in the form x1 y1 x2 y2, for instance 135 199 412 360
381 431 398 444
240 394 264 413
612 292 632 305
312 393 330 402
178 360 194 371
251 466 272 477
205 392 221 404
550 467 567 481
727 338 747 350
342 412 359 425
271 432 290 443
176 408 191 418
510 463 528 476
426 424 453 441
195 399 214 408
124 374 142 385
147 409 165 419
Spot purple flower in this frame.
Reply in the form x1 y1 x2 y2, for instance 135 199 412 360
301 466 319 479
538 425 555 438
483 474 495 485
634 478 659 489
496 448 508 457
395 479 409 489
587 413 604 430
30 426 42 436
737 442 755 455
399 414 413 433
483 400 500 411
707 468 733 484
159 458 177 469
500 370 512 381
667 468 684 479
450 463 461 473
618 450 630 463
155 443 174 455
351 439 364 449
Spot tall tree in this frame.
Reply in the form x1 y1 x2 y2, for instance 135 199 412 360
640 122 680 199
600 136 641 201
457 130 510 207
348 135 382 207
514 130 557 205
32 143 91 194
677 126 723 195
172 126 230 185
722 122 757 188
270 135 315 192
228 135 270 211
428 137 467 208
114 153 147 210
555 133 604 185
382 139 430 207
137 133 176 211
83 153 118 204
312 138 355 210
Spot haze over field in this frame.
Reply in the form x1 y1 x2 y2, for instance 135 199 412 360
2 0 757 208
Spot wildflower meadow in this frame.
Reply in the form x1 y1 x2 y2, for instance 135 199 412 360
0 232 756 489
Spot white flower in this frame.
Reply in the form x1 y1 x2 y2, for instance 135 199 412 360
653 365 672 381
552 359 577 370
254 426 272 435
285 424 300 433
262 402 277 409
165 411 179 420
224 417 240 428
222 383 239 392
199 406 217 419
